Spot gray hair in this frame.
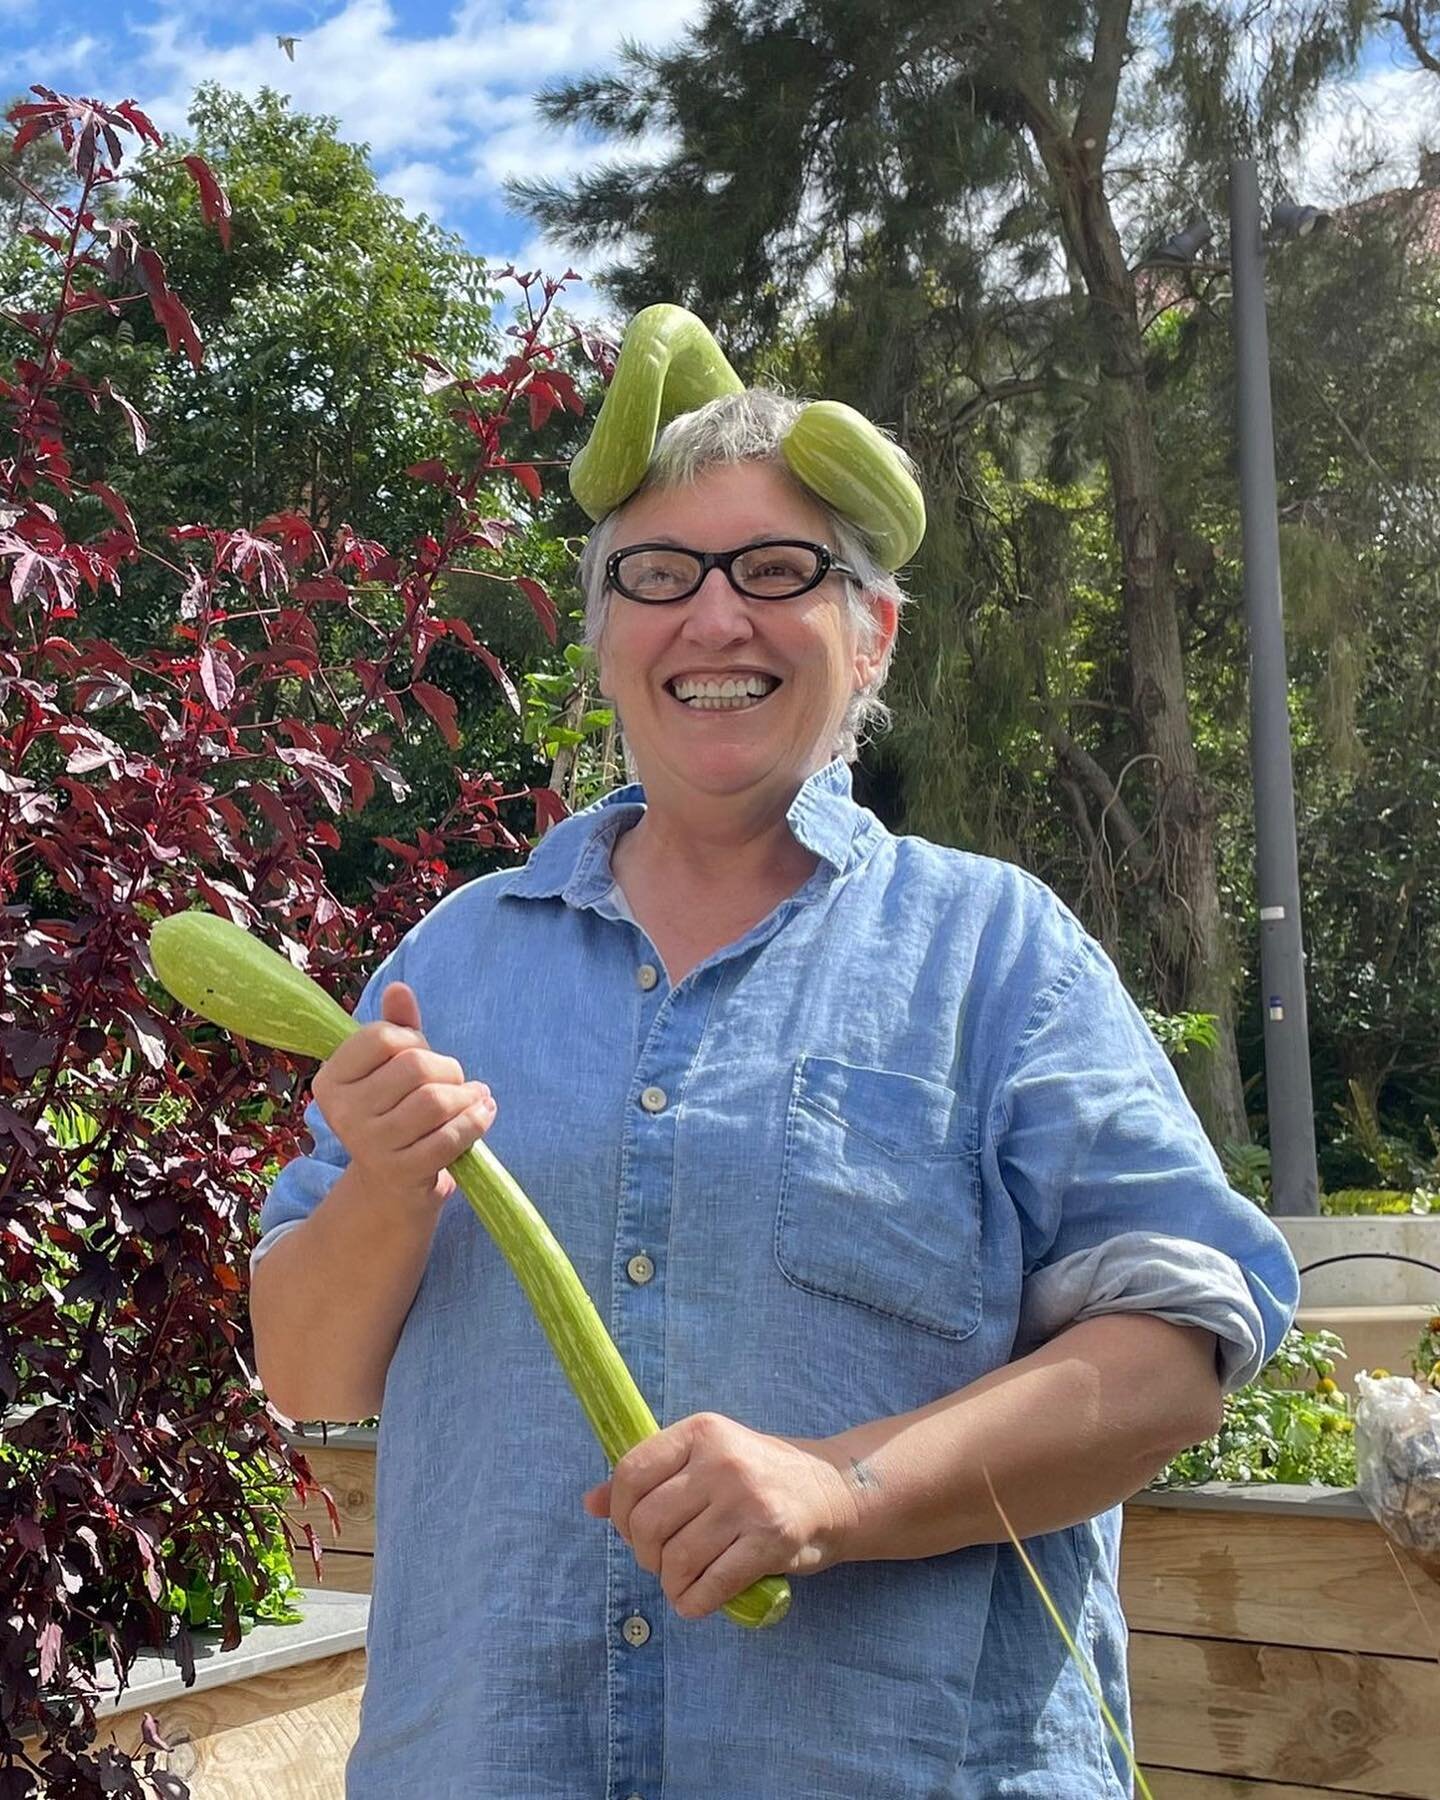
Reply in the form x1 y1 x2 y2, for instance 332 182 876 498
576 388 914 762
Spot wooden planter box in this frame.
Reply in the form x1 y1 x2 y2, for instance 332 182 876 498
61 1431 1440 1796
29 1587 367 1800
1127 1486 1440 1798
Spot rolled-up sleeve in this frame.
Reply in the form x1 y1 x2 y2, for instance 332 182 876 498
249 943 406 1278
992 940 1299 1390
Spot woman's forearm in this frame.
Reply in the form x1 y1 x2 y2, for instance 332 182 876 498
249 1166 445 1423
816 1313 1224 1563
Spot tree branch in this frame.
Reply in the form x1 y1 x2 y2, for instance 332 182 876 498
1048 723 1147 857
946 373 1097 431
1075 0 1133 157
1383 3 1440 77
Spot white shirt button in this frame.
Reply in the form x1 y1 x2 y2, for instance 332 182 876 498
636 963 660 991
626 1252 655 1285
639 1085 667 1114
621 1614 651 1647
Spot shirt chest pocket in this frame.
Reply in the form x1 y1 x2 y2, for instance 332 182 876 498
774 1055 983 1340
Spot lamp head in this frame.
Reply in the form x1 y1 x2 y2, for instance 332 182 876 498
1270 202 1331 239
1149 216 1215 264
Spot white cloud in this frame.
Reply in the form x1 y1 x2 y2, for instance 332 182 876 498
83 0 703 262
125 0 702 158
381 157 473 223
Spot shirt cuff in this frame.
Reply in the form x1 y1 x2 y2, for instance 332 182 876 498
1015 1230 1270 1390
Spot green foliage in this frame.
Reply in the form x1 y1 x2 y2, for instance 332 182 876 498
160 1452 302 1632
1415 1308 1440 1387
1327 1080 1440 1193
1155 1329 1357 1489
1142 1008 1221 1058
1320 1187 1436 1216
1221 1141 1273 1207
67 85 500 633
521 636 619 815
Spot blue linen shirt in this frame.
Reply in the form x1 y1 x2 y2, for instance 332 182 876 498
256 759 1299 1799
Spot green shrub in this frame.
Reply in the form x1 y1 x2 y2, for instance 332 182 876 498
1321 1187 1435 1216
1153 1328 1357 1489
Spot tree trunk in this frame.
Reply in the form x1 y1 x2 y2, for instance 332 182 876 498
1036 132 1250 1146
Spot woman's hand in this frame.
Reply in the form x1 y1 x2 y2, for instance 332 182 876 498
310 980 496 1212
582 1411 858 1620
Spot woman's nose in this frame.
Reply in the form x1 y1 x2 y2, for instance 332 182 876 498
679 566 753 642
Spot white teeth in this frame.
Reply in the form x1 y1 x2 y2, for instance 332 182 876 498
670 674 778 707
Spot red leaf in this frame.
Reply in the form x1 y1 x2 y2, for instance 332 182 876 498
101 382 147 453
38 1619 63 1684
199 645 235 710
472 644 521 715
405 459 451 486
294 574 350 602
135 250 204 371
508 463 543 502
411 680 460 747
11 113 56 159
114 99 164 147
195 876 256 926
88 480 137 541
182 154 232 250
516 576 558 643
375 836 419 863
252 782 298 847
257 509 322 566
532 787 570 834
526 381 559 433
546 367 584 416
120 1008 167 1071
346 758 376 815
156 289 204 372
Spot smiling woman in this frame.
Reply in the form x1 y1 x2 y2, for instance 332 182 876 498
248 306 1301 1799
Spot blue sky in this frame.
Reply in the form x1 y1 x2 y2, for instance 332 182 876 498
7 1 1439 320
5 0 709 305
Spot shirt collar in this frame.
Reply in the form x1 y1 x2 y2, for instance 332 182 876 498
507 758 882 909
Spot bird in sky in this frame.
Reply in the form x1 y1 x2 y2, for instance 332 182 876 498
277 35 301 60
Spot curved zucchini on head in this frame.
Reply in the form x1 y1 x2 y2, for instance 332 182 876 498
781 399 926 570
568 304 745 520
570 305 925 568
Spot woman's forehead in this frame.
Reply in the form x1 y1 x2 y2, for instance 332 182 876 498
617 460 832 541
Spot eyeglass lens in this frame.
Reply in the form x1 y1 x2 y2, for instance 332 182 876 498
614 542 824 601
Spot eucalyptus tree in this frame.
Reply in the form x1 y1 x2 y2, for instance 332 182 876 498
512 0 1377 1143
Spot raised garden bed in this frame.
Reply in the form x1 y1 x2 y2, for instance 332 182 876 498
1127 1485 1440 1798
25 1586 367 1800
54 1430 1436 1795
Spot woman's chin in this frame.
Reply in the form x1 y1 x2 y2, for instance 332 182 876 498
643 738 825 804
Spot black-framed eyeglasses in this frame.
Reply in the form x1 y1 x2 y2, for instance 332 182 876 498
604 539 858 605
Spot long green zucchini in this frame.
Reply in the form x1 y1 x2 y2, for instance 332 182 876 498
569 303 926 569
150 910 791 1630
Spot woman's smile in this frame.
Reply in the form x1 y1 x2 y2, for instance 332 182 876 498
664 671 783 711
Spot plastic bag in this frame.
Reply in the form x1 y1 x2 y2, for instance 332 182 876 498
1355 1371 1440 1581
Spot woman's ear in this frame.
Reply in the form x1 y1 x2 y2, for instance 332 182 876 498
853 593 899 689
593 635 614 701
